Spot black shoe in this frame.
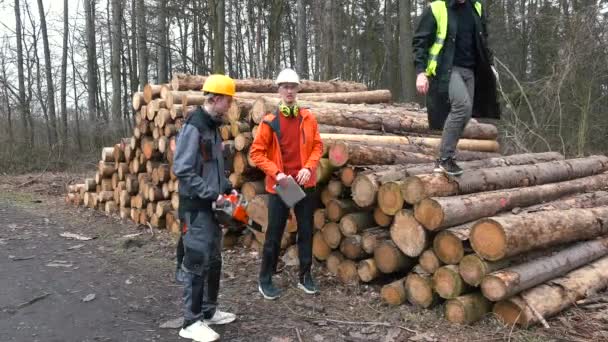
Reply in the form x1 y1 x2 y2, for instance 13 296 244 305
298 273 319 295
258 281 282 300
434 158 464 177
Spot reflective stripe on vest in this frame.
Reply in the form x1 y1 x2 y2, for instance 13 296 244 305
425 1 482 77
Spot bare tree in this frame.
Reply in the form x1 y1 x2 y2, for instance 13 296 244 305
35 0 58 145
296 0 308 78
14 0 31 144
266 0 283 78
84 0 99 122
136 0 148 87
60 0 69 146
399 0 416 101
111 0 122 125
157 0 168 83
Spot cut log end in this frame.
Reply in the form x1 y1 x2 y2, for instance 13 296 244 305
458 254 488 287
480 275 509 302
402 177 426 205
313 231 331 261
322 222 342 249
357 258 380 282
337 260 359 285
391 210 427 258
351 176 378 208
374 207 393 227
340 167 356 187
419 249 442 274
415 199 444 230
378 182 404 216
433 231 465 265
492 300 527 326
405 273 436 308
328 142 349 168
433 265 467 299
381 279 407 306
326 251 345 275
445 294 491 325
313 209 326 230
470 219 507 261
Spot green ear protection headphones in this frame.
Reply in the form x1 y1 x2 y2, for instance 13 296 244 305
278 102 300 118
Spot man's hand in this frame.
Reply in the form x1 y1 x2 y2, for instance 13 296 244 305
296 168 311 185
416 73 429 95
275 172 288 187
216 194 226 206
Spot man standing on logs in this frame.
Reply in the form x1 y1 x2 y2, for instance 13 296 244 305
412 0 500 176
250 68 324 300
173 74 238 342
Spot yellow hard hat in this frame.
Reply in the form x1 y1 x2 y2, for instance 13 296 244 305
202 74 236 97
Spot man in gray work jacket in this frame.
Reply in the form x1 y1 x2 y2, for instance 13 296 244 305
172 74 237 342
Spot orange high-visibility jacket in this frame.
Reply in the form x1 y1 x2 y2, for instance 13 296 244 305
249 108 324 194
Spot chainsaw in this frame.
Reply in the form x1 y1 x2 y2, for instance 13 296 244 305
212 193 250 228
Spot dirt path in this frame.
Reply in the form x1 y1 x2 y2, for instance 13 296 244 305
1 173 606 342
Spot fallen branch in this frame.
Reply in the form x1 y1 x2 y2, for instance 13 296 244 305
282 303 418 334
16 293 51 309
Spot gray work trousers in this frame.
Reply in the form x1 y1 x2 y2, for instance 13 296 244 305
181 209 222 327
439 66 475 160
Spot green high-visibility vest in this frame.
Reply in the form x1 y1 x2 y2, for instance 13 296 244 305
425 0 482 76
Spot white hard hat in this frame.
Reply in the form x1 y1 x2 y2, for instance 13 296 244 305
275 68 300 85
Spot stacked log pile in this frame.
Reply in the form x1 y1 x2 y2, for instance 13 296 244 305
64 73 608 328
348 155 608 326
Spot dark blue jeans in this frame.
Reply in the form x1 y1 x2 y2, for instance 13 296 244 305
181 209 222 326
259 192 315 285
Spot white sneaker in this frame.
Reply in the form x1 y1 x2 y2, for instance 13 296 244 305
178 321 220 342
204 310 236 325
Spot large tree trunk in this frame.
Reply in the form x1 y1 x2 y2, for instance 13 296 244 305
84 0 98 122
212 0 225 73
296 0 308 79
59 0 69 145
328 141 434 168
390 209 429 258
493 255 608 327
350 152 563 208
136 0 147 88
435 190 608 267
414 173 608 231
297 90 392 104
14 0 31 143
252 97 497 140
445 293 491 325
399 0 416 102
321 133 499 153
481 237 608 301
402 156 608 205
171 74 368 93
110 0 122 125
470 207 608 261
37 0 58 145
157 0 169 83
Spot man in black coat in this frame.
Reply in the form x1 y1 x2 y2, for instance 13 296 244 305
413 0 500 176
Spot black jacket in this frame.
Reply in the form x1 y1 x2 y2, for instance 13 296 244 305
412 0 500 129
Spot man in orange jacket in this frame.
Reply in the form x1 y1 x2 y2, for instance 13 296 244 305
249 68 324 300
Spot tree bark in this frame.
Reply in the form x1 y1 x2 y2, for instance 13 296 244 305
296 0 308 78
111 0 123 126
252 97 497 141
212 0 225 73
471 207 608 261
414 173 608 231
171 74 367 93
328 141 434 168
481 237 608 301
136 0 148 88
493 255 608 327
84 0 98 122
399 0 417 102
402 156 608 205
157 0 168 83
